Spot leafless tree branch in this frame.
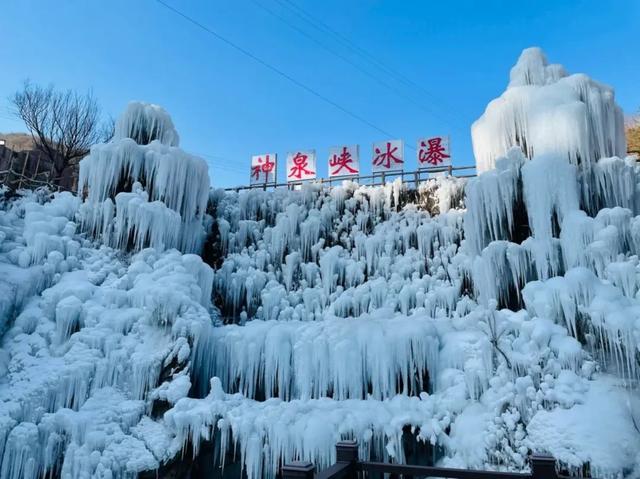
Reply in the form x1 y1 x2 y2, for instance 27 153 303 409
10 80 113 179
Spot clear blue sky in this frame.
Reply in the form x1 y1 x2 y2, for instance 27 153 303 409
1 0 638 187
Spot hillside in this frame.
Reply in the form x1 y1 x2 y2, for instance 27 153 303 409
0 132 35 152
627 116 640 156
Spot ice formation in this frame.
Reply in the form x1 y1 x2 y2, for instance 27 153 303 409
78 102 210 254
1 48 640 479
472 47 627 212
114 101 180 147
0 188 214 478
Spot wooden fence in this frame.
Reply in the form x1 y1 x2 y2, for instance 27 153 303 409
282 441 582 479
224 165 477 192
0 145 77 192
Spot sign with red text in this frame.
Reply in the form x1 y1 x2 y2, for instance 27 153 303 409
287 150 317 182
328 145 359 177
250 153 277 185
417 136 451 169
372 140 404 173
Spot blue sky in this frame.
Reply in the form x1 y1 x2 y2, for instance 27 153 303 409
1 0 638 187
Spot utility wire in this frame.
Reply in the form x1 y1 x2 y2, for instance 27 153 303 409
249 0 452 136
155 0 401 141
198 152 247 174
276 0 468 133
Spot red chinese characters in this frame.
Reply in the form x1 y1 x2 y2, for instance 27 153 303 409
329 146 359 177
287 150 316 181
372 140 404 172
418 136 451 167
250 154 277 184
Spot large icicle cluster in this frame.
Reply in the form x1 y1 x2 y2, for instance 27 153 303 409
0 190 81 334
78 102 210 253
209 179 466 323
193 313 440 400
472 47 627 212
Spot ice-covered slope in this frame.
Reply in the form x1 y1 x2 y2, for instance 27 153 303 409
1 48 640 479
181 169 639 478
174 48 639 478
0 189 214 478
0 105 215 478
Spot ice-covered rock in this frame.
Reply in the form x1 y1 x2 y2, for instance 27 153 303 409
78 102 210 254
114 101 180 147
472 47 627 212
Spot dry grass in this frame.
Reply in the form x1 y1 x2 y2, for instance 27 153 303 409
627 115 640 157
0 132 36 152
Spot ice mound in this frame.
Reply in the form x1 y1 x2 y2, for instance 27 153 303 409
78 102 210 253
472 47 627 210
114 101 180 147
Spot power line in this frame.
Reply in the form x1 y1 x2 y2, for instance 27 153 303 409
249 0 454 135
275 0 468 134
155 0 401 141
196 152 247 173
278 0 443 98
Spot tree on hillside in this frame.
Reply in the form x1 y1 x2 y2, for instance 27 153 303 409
628 111 640 157
10 80 114 179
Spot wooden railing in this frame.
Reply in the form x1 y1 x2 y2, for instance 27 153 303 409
0 145 77 192
282 441 580 479
0 167 72 192
223 165 477 192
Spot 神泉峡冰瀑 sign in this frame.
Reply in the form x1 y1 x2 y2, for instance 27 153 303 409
287 150 317 181
372 140 404 173
328 145 359 177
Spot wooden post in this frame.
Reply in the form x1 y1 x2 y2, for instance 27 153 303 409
414 171 419 189
336 440 359 478
17 152 30 190
6 151 15 188
33 153 41 182
282 461 315 479
530 455 558 479
48 161 56 189
448 164 453 177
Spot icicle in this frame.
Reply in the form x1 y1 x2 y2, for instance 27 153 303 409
463 148 524 254
521 154 580 240
193 314 440 401
114 101 180 146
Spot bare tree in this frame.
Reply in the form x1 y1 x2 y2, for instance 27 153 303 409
10 80 114 179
